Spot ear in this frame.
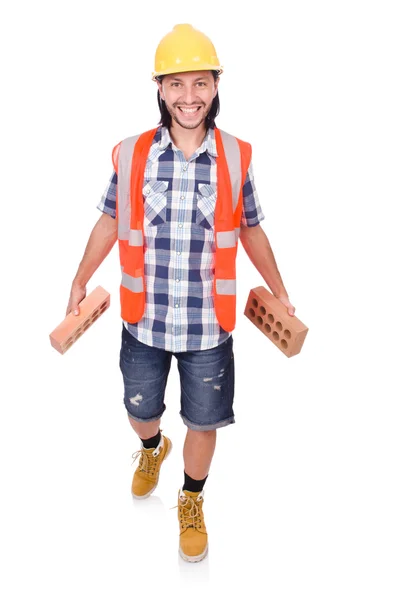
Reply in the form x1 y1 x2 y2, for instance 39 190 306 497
157 79 165 101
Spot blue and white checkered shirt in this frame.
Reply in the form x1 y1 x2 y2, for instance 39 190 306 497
97 126 265 352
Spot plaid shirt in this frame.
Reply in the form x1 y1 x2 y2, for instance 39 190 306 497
97 126 265 352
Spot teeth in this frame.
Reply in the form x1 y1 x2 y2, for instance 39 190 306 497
180 107 199 113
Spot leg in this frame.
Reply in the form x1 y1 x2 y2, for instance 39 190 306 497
176 335 235 562
183 428 216 480
128 415 161 440
119 326 173 498
178 334 235 480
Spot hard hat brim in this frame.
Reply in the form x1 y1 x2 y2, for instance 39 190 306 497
152 65 223 81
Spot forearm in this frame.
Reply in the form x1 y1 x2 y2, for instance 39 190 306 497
239 224 288 298
73 214 118 287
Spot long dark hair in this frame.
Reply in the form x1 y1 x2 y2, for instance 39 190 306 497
156 71 220 130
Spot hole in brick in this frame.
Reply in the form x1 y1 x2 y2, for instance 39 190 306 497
264 324 271 333
65 337 73 346
281 339 288 349
260 306 266 315
92 313 99 322
272 331 280 341
268 314 274 323
252 298 258 308
284 329 291 339
75 328 83 336
249 308 255 318
99 305 107 313
64 341 73 350
83 321 91 330
100 302 107 310
257 316 263 325
92 310 99 318
276 321 282 331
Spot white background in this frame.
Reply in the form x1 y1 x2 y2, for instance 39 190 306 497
1 1 396 598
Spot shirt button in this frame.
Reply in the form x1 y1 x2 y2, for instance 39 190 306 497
176 279 180 283
178 223 183 228
180 196 185 200
177 251 181 255
175 304 179 308
183 165 187 171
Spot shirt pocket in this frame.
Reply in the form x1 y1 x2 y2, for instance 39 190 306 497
143 180 169 226
196 183 216 230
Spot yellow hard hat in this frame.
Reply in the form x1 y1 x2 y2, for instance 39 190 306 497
152 24 223 80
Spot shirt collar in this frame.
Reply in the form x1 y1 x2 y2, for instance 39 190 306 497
158 126 218 158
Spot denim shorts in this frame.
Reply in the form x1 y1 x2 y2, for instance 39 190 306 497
119 326 235 431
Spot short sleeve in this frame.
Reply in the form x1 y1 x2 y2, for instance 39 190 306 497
97 171 117 219
240 160 265 227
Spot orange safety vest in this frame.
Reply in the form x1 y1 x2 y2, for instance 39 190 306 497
112 128 252 332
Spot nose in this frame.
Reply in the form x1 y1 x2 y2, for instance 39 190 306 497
182 85 195 105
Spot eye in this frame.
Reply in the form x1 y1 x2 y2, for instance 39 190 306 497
171 82 181 87
196 82 207 87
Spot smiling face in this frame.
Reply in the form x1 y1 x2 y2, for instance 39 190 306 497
157 70 219 130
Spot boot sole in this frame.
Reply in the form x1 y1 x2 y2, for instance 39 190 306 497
179 543 209 563
131 439 173 500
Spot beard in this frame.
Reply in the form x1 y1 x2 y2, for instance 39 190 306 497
167 102 211 130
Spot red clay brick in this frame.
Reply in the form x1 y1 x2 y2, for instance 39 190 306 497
244 286 308 357
49 286 110 354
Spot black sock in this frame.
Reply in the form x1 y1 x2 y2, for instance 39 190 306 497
183 471 208 493
141 430 161 449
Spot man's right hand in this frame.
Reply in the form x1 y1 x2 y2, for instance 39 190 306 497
66 283 86 316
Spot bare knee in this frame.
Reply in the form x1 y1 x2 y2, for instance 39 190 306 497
187 428 216 438
128 415 161 439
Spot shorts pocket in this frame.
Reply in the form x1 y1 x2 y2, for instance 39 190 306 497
196 183 216 230
143 180 169 226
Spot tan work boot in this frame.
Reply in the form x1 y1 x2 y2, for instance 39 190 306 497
131 433 172 499
177 489 208 562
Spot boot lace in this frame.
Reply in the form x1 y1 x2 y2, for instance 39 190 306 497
131 448 159 477
173 494 204 530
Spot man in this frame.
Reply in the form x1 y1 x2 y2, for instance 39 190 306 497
66 24 295 563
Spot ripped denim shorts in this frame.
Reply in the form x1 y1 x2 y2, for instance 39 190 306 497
119 325 235 431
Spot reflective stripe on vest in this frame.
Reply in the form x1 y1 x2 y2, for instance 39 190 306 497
216 279 237 295
218 130 242 212
129 230 143 246
117 134 140 242
121 268 144 293
216 228 241 248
